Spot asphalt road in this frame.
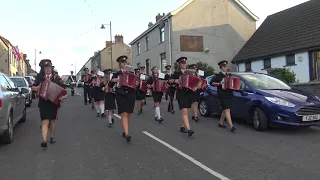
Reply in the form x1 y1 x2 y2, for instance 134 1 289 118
1 88 320 180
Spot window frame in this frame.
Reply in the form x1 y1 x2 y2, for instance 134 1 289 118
160 53 167 72
245 62 252 72
145 37 149 51
263 58 271 69
137 43 141 55
160 27 165 43
286 54 295 65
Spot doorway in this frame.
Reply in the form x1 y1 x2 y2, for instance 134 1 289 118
310 50 320 81
146 59 150 76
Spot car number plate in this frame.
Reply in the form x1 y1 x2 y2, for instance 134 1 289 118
302 114 320 122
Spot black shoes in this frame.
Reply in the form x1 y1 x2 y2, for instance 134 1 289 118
180 127 194 137
192 116 199 122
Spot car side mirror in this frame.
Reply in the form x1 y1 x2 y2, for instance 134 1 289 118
20 87 29 94
240 90 248 96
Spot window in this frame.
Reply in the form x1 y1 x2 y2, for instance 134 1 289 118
4 76 16 88
245 62 252 72
137 43 140 55
240 80 252 92
10 78 27 87
286 54 295 65
145 37 149 51
160 27 164 43
263 58 271 69
0 75 11 91
160 53 166 72
137 62 141 68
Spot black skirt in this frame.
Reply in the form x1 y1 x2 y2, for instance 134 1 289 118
177 89 193 109
191 90 201 103
152 91 163 103
38 98 58 121
136 90 146 100
116 89 136 114
218 96 233 110
105 93 116 110
93 89 105 101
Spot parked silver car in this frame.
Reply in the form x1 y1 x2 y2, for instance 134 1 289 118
9 76 32 107
24 76 36 99
0 73 26 144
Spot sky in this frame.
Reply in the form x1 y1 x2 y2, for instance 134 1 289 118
0 0 309 75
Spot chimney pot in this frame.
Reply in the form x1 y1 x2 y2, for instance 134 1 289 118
156 13 164 22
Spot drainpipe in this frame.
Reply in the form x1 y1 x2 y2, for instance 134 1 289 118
7 48 10 76
168 17 172 66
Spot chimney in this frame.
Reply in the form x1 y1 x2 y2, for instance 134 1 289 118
105 41 112 47
148 22 154 28
114 34 124 43
156 13 164 22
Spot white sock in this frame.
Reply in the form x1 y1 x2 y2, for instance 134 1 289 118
99 104 105 114
95 104 99 113
154 109 157 118
155 107 161 118
108 114 112 123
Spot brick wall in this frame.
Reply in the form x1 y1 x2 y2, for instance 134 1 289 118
290 81 320 96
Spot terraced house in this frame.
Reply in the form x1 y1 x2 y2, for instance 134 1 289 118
0 35 19 76
232 0 320 83
0 35 10 75
130 0 258 75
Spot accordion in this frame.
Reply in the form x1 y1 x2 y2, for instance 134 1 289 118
200 79 208 90
153 79 168 92
94 78 101 87
105 86 114 93
117 71 139 89
139 80 148 92
179 74 204 92
83 75 90 84
37 79 66 105
222 76 241 90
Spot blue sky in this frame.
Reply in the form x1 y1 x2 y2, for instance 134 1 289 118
0 0 308 75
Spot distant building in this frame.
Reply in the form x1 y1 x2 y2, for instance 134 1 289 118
129 0 258 75
232 0 320 83
0 35 9 75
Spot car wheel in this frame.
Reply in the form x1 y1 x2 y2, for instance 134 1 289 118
20 106 26 123
252 108 268 131
0 113 14 144
199 99 211 117
29 96 33 104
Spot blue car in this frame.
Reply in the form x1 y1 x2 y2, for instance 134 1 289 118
198 72 320 131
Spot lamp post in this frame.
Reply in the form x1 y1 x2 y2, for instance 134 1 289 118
71 63 76 74
100 21 113 70
34 49 42 72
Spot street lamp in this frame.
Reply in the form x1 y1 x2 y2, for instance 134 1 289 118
34 49 42 72
71 63 76 74
101 21 113 69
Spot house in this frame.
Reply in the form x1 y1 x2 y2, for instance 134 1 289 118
129 0 258 75
100 35 132 70
232 0 320 83
0 35 19 76
0 35 9 75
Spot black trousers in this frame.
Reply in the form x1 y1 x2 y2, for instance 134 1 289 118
83 86 90 104
166 88 176 111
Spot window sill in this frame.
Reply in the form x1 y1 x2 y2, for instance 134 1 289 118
283 64 297 67
245 70 252 72
261 68 271 71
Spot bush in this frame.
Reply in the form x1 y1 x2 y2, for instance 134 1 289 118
173 61 215 77
267 68 296 84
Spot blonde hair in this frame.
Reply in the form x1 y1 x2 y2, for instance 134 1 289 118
103 73 109 85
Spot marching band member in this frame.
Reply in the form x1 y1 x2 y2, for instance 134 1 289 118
108 55 138 142
188 64 200 122
135 68 146 115
103 69 116 127
164 65 176 113
81 68 91 105
32 59 67 148
146 66 164 123
92 71 106 117
140 66 147 105
68 71 77 96
89 70 96 109
210 60 236 132
169 57 194 137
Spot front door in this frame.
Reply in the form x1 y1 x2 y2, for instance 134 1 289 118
310 50 320 81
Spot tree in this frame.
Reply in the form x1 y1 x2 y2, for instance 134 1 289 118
267 68 296 84
173 61 215 77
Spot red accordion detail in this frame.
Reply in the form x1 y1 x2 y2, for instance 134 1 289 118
222 76 241 90
117 71 139 89
153 79 168 92
139 80 148 92
37 79 66 105
178 74 205 92
95 78 101 87
105 85 113 93
84 75 90 82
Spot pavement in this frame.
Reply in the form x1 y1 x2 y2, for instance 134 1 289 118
1 88 320 180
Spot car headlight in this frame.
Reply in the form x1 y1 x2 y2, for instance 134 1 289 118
265 97 295 107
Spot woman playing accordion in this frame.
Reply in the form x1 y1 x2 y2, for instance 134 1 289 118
32 59 67 148
103 69 116 127
134 68 146 115
92 71 106 117
146 66 165 123
168 57 195 137
108 55 139 142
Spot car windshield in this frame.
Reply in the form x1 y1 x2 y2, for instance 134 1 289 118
10 78 27 87
240 74 291 90
24 77 30 82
